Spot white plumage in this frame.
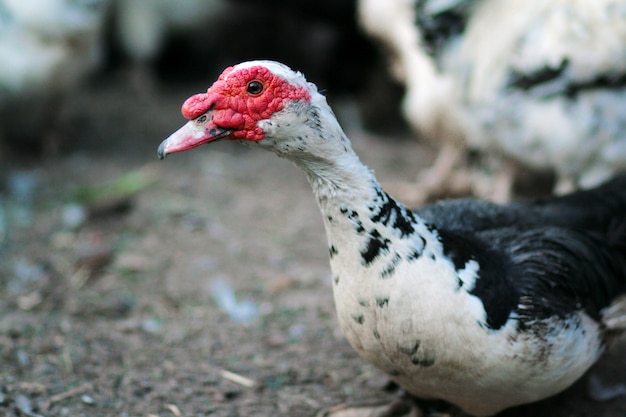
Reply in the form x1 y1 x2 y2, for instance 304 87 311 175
358 0 626 201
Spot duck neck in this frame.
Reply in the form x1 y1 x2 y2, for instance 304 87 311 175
291 130 438 281
264 97 442 279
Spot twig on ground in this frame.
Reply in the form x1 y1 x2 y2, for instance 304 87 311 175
220 369 256 388
40 383 92 411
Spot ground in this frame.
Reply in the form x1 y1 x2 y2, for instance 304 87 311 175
1 72 625 417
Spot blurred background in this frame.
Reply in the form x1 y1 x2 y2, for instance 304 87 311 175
1 1 625 416
0 0 404 157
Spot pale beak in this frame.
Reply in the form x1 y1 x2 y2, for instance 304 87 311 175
157 112 233 159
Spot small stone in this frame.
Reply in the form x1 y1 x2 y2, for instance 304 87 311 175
62 204 87 229
266 333 287 347
16 349 30 367
75 244 114 271
17 291 43 311
115 253 150 273
81 394 95 405
15 394 34 415
141 317 163 334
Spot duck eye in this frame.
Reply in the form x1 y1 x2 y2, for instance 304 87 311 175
246 80 264 95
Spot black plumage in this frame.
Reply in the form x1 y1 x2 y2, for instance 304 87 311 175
418 174 626 330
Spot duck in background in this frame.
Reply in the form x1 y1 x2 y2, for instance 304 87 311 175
358 0 626 204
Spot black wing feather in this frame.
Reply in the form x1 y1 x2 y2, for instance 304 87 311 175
488 226 626 323
421 174 626 329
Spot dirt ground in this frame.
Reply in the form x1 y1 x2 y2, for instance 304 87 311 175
1 71 626 417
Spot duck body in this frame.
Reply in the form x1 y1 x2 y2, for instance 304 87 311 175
322 174 625 416
158 60 626 416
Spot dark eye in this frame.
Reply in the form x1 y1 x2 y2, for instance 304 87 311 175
246 80 264 95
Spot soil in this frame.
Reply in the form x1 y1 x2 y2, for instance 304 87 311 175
1 72 625 417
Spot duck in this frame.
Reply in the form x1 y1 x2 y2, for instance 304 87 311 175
357 0 626 203
157 60 626 416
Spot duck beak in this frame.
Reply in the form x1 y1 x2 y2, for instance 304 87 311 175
157 112 233 159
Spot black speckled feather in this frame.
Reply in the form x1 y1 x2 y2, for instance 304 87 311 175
414 0 476 56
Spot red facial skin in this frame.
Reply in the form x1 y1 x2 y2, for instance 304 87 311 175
181 65 311 141
158 64 312 159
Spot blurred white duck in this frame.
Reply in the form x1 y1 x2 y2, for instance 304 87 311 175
358 0 626 203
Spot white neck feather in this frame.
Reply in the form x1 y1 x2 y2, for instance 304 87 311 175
251 90 440 277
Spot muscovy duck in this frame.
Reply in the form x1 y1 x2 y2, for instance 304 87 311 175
157 60 626 416
358 0 626 202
